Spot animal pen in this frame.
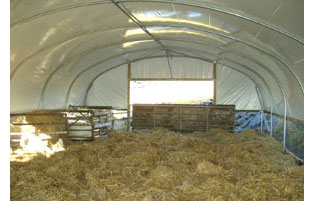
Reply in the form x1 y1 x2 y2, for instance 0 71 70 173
10 0 304 200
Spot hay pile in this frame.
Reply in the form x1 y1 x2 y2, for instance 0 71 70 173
24 110 67 144
25 110 66 133
11 128 304 201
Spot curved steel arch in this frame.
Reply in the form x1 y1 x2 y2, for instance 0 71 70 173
37 33 301 109
40 46 163 108
39 40 285 110
10 24 136 80
37 44 288 151
81 50 288 150
12 23 304 95
141 24 303 94
39 39 161 106
166 48 276 104
45 39 288 109
151 49 288 151
118 0 303 44
61 45 278 109
64 48 167 106
41 34 270 103
83 55 273 107
83 50 166 104
10 1 112 28
10 0 303 44
39 32 248 104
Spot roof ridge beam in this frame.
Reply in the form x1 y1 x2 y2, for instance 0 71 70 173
111 0 166 49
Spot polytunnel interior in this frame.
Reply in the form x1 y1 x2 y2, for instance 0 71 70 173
11 1 304 159
10 1 305 200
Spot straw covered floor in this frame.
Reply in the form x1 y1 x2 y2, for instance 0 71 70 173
11 128 304 201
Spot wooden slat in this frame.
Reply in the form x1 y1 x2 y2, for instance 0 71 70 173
67 116 91 120
235 110 261 113
12 122 65 126
132 104 235 132
69 105 113 110
130 78 214 81
69 129 93 131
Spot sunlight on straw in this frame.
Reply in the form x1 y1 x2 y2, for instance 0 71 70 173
10 123 65 162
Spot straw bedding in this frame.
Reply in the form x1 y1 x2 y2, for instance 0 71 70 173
11 128 303 201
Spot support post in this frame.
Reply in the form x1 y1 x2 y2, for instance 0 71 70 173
90 114 95 141
127 63 131 131
99 116 101 135
206 107 209 132
260 111 263 134
270 106 273 137
153 105 156 128
283 106 287 151
213 62 217 105
179 106 182 132
65 113 70 136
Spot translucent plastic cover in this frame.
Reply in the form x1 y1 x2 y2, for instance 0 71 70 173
10 0 303 122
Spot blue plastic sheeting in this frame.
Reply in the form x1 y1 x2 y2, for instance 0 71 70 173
234 112 280 133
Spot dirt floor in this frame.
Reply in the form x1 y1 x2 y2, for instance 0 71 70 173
10 128 304 201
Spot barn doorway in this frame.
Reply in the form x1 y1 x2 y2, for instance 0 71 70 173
130 80 214 105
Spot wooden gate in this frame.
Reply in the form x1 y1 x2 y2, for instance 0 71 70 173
132 104 235 132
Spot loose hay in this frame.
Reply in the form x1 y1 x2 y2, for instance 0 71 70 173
11 129 303 201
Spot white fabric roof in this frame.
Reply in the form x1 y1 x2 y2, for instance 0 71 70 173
10 0 304 120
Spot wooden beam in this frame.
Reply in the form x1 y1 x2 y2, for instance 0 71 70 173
127 63 131 130
213 62 217 105
129 78 214 81
69 105 113 110
90 115 95 141
235 110 261 113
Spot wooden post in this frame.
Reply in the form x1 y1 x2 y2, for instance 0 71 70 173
179 106 182 132
90 114 95 141
127 63 131 131
65 113 70 136
153 105 156 128
213 62 217 105
99 116 101 135
206 107 209 132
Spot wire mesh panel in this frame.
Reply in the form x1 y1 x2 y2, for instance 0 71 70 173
285 119 304 161
270 114 304 161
